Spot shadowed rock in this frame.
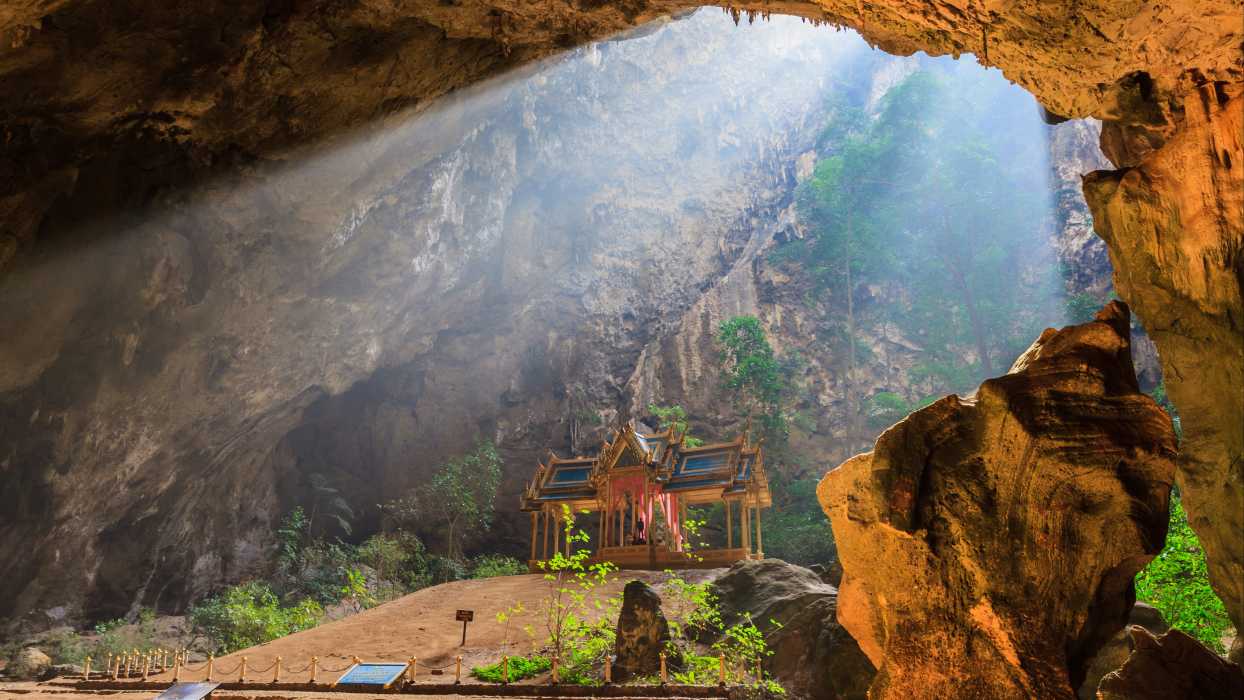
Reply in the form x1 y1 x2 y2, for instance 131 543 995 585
1097 627 1244 700
1077 602 1168 700
614 580 671 682
711 559 873 700
818 301 1178 700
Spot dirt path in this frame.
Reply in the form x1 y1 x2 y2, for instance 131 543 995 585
134 570 720 686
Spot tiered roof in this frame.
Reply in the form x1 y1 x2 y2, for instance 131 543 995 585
520 421 769 511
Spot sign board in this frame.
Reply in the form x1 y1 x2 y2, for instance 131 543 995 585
455 609 474 622
334 662 410 688
150 682 220 700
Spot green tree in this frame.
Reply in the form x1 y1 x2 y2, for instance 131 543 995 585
648 403 704 447
717 316 788 439
422 440 504 560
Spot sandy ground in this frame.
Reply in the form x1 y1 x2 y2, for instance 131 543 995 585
128 571 719 686
0 569 724 698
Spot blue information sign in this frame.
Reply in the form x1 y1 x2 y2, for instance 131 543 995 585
334 662 409 687
150 682 220 700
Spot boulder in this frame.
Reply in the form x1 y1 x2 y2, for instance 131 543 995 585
1078 602 1168 699
614 580 671 682
818 302 1179 700
1097 628 1244 699
711 559 873 700
6 647 51 680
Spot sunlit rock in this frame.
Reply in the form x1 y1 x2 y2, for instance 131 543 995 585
1085 90 1244 639
818 301 1178 699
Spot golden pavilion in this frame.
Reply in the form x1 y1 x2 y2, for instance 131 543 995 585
520 421 771 570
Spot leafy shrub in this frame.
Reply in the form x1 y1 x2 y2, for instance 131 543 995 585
189 582 322 654
471 555 527 579
471 654 551 682
426 555 468 585
1135 492 1231 654
87 609 162 660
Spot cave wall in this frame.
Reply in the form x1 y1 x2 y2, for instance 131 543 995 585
0 12 869 626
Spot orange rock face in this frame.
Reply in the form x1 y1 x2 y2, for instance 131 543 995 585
818 302 1178 700
1085 90 1244 639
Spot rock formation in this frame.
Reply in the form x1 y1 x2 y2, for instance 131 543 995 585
1077 603 1168 700
613 580 671 682
817 302 1179 700
1097 628 1244 700
1085 90 1244 642
711 559 873 700
3 647 51 681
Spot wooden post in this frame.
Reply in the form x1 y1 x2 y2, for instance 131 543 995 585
171 653 180 682
742 505 751 555
142 653 150 680
409 658 417 683
273 656 281 683
530 512 538 562
603 655 612 684
501 656 509 684
206 655 214 682
726 500 733 549
124 652 133 678
756 656 762 682
310 656 318 684
238 656 247 683
110 655 119 681
83 656 91 680
455 655 462 684
659 652 668 684
551 655 559 685
755 502 763 557
718 653 726 686
543 511 552 560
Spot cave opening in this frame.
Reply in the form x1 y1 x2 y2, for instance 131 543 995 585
1 3 1239 696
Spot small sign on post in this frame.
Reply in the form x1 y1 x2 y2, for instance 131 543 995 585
455 609 474 646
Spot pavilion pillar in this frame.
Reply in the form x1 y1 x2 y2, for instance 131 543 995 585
544 510 552 560
597 508 604 550
564 511 571 557
755 502 763 558
742 505 751 555
530 512 538 562
725 500 733 550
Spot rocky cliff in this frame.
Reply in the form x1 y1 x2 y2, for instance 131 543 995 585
0 9 1133 631
0 12 878 628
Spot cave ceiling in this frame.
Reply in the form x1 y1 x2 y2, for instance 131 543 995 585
2 0 1241 270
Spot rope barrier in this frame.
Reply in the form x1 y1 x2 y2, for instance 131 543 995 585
181 659 210 672
247 661 277 676
212 661 243 676
415 660 459 671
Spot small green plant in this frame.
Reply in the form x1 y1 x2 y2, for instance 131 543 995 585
536 505 619 685
189 582 323 654
471 555 528 579
648 404 704 447
340 567 374 612
1135 491 1231 653
471 654 551 683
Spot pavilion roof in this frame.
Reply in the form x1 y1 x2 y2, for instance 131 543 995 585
520 420 770 511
